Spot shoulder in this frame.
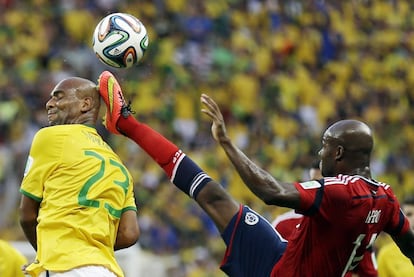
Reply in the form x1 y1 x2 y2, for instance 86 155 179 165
34 125 95 142
34 125 72 140
31 126 61 149
296 175 361 192
31 125 87 155
323 174 366 186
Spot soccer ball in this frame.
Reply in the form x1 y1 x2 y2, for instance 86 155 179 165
92 13 149 68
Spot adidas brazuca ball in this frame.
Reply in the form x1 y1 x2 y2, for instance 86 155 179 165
93 13 149 68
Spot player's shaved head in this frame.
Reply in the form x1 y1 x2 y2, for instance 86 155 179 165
324 120 373 155
319 119 373 177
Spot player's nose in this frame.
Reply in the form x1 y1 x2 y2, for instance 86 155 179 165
46 97 56 110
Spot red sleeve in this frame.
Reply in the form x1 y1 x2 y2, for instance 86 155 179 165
294 178 352 221
294 180 325 216
387 208 411 237
384 187 411 237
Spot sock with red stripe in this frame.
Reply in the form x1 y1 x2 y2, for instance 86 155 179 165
117 116 211 198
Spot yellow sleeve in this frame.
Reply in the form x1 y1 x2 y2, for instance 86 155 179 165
123 157 137 212
20 127 64 201
124 184 137 212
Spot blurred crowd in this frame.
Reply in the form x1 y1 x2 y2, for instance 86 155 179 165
1 0 414 276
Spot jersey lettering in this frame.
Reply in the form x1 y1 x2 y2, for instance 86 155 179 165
342 233 377 277
365 210 381 224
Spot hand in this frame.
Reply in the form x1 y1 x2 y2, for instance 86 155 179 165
21 262 31 275
200 93 229 143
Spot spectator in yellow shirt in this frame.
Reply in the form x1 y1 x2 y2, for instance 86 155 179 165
377 195 414 276
0 240 27 277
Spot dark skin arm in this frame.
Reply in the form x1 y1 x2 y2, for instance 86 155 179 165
114 210 140 250
19 195 40 250
393 229 414 264
201 94 300 209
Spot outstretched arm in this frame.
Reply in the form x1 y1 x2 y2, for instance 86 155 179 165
200 94 300 209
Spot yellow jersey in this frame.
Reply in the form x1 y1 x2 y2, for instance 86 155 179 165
0 240 27 277
377 242 414 277
20 124 137 277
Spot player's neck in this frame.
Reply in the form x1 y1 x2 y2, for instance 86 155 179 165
345 167 371 179
72 113 97 126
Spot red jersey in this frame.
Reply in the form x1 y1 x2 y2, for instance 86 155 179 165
271 174 410 277
272 210 303 239
273 210 378 277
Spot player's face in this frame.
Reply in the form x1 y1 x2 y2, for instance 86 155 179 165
403 204 414 231
318 136 336 177
46 87 83 126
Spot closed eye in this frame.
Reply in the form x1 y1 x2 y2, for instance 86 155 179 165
50 91 64 100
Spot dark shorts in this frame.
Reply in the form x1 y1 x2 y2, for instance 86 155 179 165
220 205 287 277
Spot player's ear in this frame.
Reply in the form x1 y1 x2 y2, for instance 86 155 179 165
80 97 93 112
336 145 344 161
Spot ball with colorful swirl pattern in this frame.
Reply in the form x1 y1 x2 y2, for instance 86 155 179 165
93 13 149 68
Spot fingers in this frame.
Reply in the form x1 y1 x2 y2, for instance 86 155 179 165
21 263 29 275
201 94 219 113
200 94 223 121
200 93 228 142
200 108 215 120
200 94 215 119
